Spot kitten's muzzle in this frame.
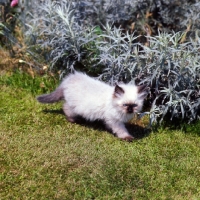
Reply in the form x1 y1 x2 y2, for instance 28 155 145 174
123 104 137 114
127 106 134 113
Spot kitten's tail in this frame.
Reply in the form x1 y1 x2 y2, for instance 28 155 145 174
37 87 64 104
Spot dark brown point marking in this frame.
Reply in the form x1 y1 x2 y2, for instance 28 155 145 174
114 85 124 97
137 84 147 94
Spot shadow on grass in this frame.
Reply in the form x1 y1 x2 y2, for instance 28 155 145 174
151 116 200 136
42 109 151 140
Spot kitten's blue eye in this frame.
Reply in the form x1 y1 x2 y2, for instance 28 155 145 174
123 104 128 107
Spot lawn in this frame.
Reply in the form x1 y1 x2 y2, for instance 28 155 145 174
0 72 200 199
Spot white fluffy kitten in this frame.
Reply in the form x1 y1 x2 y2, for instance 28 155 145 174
37 71 147 141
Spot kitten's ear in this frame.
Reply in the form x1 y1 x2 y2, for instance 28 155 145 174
114 85 124 98
137 84 148 99
138 84 147 93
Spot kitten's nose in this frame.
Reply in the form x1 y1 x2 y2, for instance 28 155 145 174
127 106 133 113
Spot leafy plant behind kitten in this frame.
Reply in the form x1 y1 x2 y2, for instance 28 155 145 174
37 72 147 141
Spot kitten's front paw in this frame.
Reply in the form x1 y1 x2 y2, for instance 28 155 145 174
121 136 134 142
66 116 76 123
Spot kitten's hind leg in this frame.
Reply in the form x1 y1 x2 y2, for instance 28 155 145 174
106 121 134 142
63 103 76 123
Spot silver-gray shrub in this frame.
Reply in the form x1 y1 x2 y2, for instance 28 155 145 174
22 0 200 35
138 32 200 124
23 0 200 124
94 23 141 85
94 30 200 124
24 0 97 76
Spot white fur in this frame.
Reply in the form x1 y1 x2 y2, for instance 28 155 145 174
38 71 146 140
60 72 145 140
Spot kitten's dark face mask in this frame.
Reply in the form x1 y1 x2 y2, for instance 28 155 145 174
113 84 147 114
123 103 138 113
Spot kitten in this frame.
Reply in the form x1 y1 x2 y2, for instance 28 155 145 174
37 71 147 141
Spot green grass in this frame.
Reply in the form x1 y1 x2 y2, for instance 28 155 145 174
0 72 200 199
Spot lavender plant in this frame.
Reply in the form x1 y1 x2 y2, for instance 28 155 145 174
23 0 200 124
93 29 200 124
138 32 200 123
25 0 97 77
23 0 200 39
94 23 140 85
